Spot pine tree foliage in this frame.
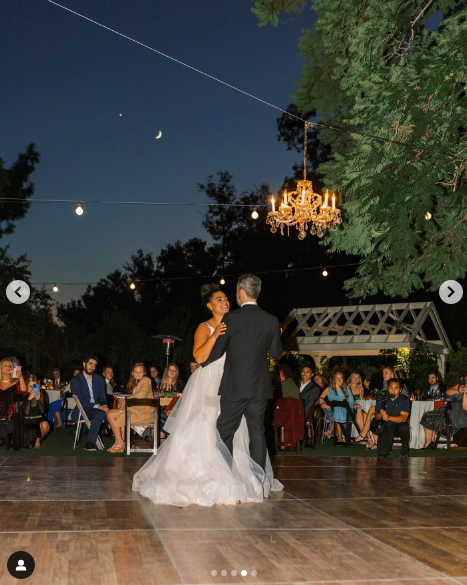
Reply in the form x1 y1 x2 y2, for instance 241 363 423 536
254 0 467 297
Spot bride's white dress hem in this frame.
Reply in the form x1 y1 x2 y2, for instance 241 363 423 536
132 347 283 507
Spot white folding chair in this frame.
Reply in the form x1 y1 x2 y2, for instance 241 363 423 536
72 395 105 451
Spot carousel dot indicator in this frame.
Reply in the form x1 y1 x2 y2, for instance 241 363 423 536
241 570 248 576
231 570 237 576
221 570 227 576
251 570 257 576
211 570 217 576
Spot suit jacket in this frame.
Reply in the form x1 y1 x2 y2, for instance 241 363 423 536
70 372 108 417
421 385 445 399
299 381 321 416
203 304 282 400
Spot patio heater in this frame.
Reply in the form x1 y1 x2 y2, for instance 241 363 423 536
153 334 185 367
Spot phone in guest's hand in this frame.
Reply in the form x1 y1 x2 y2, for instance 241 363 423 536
33 383 40 396
12 365 21 378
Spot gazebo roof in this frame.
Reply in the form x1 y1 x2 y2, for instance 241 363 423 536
282 301 451 357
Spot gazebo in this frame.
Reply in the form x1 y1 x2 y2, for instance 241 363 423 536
281 301 451 375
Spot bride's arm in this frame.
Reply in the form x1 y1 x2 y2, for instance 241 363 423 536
193 322 226 364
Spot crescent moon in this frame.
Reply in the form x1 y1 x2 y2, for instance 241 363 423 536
155 131 162 139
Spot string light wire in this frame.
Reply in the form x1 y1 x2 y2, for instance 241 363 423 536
30 262 359 286
0 198 262 207
44 0 467 162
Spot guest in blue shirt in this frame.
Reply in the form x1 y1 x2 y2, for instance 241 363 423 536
70 355 109 451
373 378 410 458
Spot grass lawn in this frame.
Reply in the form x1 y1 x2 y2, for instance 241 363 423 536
1 425 466 458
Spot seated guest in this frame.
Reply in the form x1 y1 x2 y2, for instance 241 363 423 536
347 372 365 400
161 363 185 393
421 372 445 400
313 374 329 392
278 364 299 399
321 372 365 442
0 358 27 445
382 366 410 397
346 372 372 444
48 366 70 428
107 362 154 453
299 367 321 415
51 367 65 388
102 366 117 409
190 362 200 375
22 376 50 449
372 378 410 458
149 365 161 390
420 374 467 449
70 355 109 451
0 357 27 450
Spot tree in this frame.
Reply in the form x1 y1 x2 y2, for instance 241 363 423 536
0 144 40 238
254 0 467 298
0 246 62 374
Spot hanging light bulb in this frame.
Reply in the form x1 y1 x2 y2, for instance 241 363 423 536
220 278 226 285
52 285 59 293
322 269 328 277
251 210 259 220
75 203 84 216
129 282 136 290
424 211 432 220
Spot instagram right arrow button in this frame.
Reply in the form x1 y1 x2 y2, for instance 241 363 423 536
439 280 463 305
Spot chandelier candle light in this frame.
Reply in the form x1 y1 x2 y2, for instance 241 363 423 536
267 121 342 239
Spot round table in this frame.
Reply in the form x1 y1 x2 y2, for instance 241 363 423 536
354 399 445 449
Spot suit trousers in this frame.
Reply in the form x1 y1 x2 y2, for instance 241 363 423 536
377 421 410 457
84 408 107 444
217 396 268 470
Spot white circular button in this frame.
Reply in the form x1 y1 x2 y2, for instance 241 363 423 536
6 280 31 305
439 280 463 305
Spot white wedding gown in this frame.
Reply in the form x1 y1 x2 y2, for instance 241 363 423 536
132 326 283 507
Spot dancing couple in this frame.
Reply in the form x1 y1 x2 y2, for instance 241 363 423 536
133 274 284 506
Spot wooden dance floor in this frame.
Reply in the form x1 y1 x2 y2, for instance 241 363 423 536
1 454 467 585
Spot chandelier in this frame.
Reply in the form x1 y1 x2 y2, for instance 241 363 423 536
266 121 342 239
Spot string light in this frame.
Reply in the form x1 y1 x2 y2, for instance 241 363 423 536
129 282 136 290
52 285 59 292
251 210 259 220
75 203 83 215
425 211 432 220
220 278 226 285
322 269 328 277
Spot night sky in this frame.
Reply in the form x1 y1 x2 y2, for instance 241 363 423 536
1 0 312 302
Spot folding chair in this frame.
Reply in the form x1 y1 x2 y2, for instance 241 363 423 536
273 398 304 455
435 402 467 451
72 396 105 450
304 399 323 449
330 400 359 447
61 392 77 428
126 398 160 456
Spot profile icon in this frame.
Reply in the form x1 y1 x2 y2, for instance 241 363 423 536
7 551 35 579
16 559 27 571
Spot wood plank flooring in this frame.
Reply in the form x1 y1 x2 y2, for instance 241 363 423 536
1 454 466 585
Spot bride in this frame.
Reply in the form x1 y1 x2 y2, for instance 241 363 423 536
133 283 283 506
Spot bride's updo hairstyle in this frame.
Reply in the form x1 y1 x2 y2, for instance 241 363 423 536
201 283 220 311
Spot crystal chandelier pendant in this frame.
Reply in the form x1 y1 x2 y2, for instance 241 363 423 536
266 121 342 239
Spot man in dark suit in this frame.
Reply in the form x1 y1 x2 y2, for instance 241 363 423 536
203 274 282 470
299 367 321 416
70 355 109 451
421 371 445 399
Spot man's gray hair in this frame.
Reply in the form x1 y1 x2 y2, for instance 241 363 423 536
237 274 261 299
